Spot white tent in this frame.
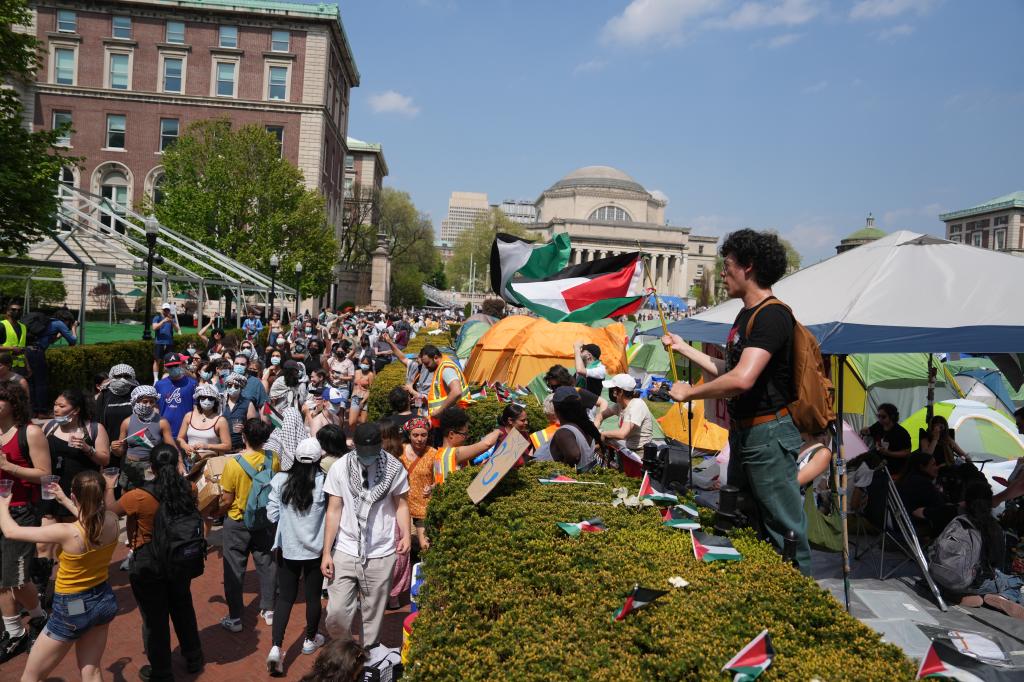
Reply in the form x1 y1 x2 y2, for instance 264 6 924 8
667 231 1024 353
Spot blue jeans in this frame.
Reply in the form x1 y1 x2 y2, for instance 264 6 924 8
976 570 1023 603
44 582 118 642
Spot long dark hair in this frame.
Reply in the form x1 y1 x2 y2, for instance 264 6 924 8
281 461 319 514
150 444 196 517
300 638 366 682
499 403 526 429
58 388 93 423
554 397 602 445
964 477 1005 571
0 383 30 426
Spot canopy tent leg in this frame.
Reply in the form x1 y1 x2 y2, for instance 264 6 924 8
836 354 850 613
197 281 205 329
78 267 87 345
24 275 32 313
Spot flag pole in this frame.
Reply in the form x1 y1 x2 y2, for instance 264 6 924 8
835 354 851 613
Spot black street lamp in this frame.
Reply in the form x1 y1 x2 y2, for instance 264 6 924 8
294 261 303 319
267 253 279 322
141 215 159 341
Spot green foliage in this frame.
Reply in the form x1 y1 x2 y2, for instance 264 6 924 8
391 269 426 308
463 302 472 318
366 330 452 421
427 259 448 290
156 119 335 296
463 395 546 441
409 462 916 681
45 341 155 399
448 209 535 290
0 0 79 256
0 267 67 307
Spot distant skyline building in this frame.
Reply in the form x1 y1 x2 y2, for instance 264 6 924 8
835 214 886 254
439 190 490 244
495 199 537 224
940 191 1024 257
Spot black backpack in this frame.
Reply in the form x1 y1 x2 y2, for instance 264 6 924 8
21 312 50 344
131 487 207 582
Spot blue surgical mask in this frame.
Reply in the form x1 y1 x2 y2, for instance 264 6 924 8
200 371 212 381
168 366 184 379
53 414 72 425
219 369 231 379
270 356 281 366
233 365 247 375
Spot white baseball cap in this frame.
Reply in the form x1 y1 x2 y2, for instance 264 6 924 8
294 437 323 464
603 373 638 392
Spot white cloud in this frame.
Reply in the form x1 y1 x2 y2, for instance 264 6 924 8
780 218 841 262
367 90 420 117
600 0 723 47
759 32 802 48
801 79 828 94
711 0 821 30
650 189 670 205
685 214 736 238
849 0 936 21
874 23 915 41
573 58 607 75
881 203 946 227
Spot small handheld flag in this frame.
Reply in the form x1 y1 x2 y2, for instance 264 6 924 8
691 530 742 562
722 629 775 681
125 428 155 450
538 474 606 486
556 518 607 537
262 402 283 429
639 470 678 505
611 584 668 622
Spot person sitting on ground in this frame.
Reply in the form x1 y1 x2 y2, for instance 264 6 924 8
860 403 912 477
433 407 501 484
647 379 673 402
299 637 366 682
796 431 833 490
920 415 970 466
898 450 957 538
573 342 606 396
549 387 602 472
596 374 654 454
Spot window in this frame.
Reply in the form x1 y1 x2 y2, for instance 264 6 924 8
588 205 631 222
159 118 179 151
162 57 183 93
994 229 1006 251
219 25 237 48
972 232 982 247
54 47 75 85
949 223 962 233
344 154 354 169
100 170 129 229
950 234 962 243
966 221 977 230
995 215 1009 226
265 125 284 155
344 177 354 199
52 111 72 146
978 219 990 228
59 167 75 188
165 20 185 44
152 173 165 205
57 10 76 33
112 16 131 39
215 62 236 96
698 245 704 254
268 65 287 100
109 53 129 89
106 114 126 149
271 30 289 52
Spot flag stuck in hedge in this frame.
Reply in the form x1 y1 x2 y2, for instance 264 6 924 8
691 530 742 562
538 474 606 485
639 471 678 505
557 518 607 537
611 584 668 622
722 629 775 681
490 232 572 303
662 506 701 530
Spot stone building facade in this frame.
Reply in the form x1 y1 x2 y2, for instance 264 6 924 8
940 191 1024 257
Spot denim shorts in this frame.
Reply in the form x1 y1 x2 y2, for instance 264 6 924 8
44 582 118 642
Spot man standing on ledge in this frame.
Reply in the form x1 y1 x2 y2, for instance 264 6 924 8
661 229 811 575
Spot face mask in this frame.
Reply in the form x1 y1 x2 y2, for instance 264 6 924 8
9 309 22 320
242 345 252 352
200 371 212 381
109 377 135 395
233 365 247 375
357 451 378 467
334 350 344 357
359 364 370 372
327 403 341 414
219 369 231 379
198 398 216 410
168 366 184 379
187 346 197 354
270 356 281 366
227 387 241 397
133 403 155 419
305 327 312 334
53 414 72 425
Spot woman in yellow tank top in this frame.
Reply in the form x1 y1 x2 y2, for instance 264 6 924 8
0 469 119 681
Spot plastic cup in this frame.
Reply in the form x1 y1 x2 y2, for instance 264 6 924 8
0 479 13 497
103 467 120 479
41 475 60 500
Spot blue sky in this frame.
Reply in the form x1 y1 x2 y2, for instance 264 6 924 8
337 0 1023 264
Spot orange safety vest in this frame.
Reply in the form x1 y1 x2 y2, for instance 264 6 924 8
433 446 459 485
529 424 558 452
427 355 469 421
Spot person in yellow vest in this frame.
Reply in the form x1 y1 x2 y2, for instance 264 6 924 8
431 408 500 485
424 347 468 423
0 303 28 374
529 394 559 461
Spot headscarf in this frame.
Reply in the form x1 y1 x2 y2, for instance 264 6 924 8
108 363 138 396
130 384 160 421
193 383 220 402
402 417 430 433
225 373 247 390
130 385 158 404
265 406 308 472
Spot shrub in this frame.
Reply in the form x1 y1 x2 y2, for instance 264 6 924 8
46 341 155 401
464 395 546 441
367 361 408 421
409 462 915 681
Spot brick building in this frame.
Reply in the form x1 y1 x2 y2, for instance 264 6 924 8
939 191 1024 257
25 0 359 257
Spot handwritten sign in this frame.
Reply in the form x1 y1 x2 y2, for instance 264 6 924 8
468 429 529 504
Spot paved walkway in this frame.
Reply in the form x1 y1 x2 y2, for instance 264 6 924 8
1 536 408 682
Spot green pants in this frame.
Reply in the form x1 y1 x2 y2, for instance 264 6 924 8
728 414 812 576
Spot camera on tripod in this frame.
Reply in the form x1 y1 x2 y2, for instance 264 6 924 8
642 441 691 495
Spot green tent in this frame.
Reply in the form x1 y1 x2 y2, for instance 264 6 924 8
946 357 1024 404
902 399 1024 460
455 319 492 360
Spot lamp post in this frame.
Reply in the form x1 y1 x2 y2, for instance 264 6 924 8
141 215 159 341
267 254 279 322
294 261 303 319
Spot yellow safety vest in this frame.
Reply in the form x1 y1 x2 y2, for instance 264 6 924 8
426 356 469 416
0 320 27 368
529 424 558 452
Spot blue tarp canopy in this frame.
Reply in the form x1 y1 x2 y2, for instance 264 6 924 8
645 294 687 311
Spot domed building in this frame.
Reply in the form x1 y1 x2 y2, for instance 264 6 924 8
835 214 887 254
530 166 717 298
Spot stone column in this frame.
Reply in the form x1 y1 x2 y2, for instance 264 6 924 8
369 231 391 310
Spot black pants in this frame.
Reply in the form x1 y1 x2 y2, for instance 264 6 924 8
272 556 322 647
25 347 47 415
130 573 202 680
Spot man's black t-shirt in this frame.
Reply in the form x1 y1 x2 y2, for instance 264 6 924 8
726 297 794 421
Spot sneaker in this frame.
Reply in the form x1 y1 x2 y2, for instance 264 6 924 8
302 634 325 655
220 616 243 633
266 646 284 676
27 615 47 642
120 550 134 571
260 610 274 626
0 632 29 663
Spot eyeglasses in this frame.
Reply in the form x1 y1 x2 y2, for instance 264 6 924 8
453 430 469 437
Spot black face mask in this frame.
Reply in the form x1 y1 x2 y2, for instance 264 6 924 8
8 309 22 320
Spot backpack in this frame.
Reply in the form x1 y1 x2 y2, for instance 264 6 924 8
22 312 50 344
131 487 207 582
928 515 983 593
746 300 835 433
235 453 275 531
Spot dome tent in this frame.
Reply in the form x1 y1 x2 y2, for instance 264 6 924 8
901 399 1024 460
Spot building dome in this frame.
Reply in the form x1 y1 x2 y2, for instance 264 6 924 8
836 214 887 254
547 165 647 194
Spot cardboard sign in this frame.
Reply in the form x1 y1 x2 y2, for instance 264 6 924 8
467 429 529 504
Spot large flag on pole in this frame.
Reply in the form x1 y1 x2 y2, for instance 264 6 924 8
490 232 572 303
722 629 775 681
505 251 648 324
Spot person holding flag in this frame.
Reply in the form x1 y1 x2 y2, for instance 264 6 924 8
111 386 175 491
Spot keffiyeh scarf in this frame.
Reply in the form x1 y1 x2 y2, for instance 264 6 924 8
266 407 308 471
346 450 403 563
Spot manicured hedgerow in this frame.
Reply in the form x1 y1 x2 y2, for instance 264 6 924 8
408 462 916 681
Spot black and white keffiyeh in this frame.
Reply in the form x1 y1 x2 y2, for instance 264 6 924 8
345 450 403 563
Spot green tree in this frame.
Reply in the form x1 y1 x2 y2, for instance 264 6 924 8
0 266 67 307
774 233 802 273
427 258 448 290
448 209 534 290
391 269 426 307
0 0 78 256
375 188 438 307
155 119 335 295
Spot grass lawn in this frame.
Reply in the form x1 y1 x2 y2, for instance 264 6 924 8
65 322 200 346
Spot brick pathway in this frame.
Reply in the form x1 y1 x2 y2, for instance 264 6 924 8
1 535 409 682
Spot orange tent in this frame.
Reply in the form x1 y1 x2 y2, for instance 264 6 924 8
656 386 729 451
465 315 629 387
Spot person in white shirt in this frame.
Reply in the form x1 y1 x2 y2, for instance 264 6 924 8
596 374 653 453
321 422 410 648
573 342 607 396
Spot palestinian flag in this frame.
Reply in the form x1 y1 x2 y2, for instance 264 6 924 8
557 517 607 537
691 530 742 562
916 641 1010 681
504 251 648 324
469 385 488 401
662 506 700 530
262 402 283 429
538 474 606 486
639 470 678 505
611 584 668 622
491 232 572 303
722 629 775 681
125 428 155 450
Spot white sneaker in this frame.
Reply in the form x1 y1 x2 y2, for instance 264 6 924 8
302 634 325 655
260 609 274 626
220 616 242 633
119 550 133 571
266 646 283 676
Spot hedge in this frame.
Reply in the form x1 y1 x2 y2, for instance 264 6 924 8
408 462 916 681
